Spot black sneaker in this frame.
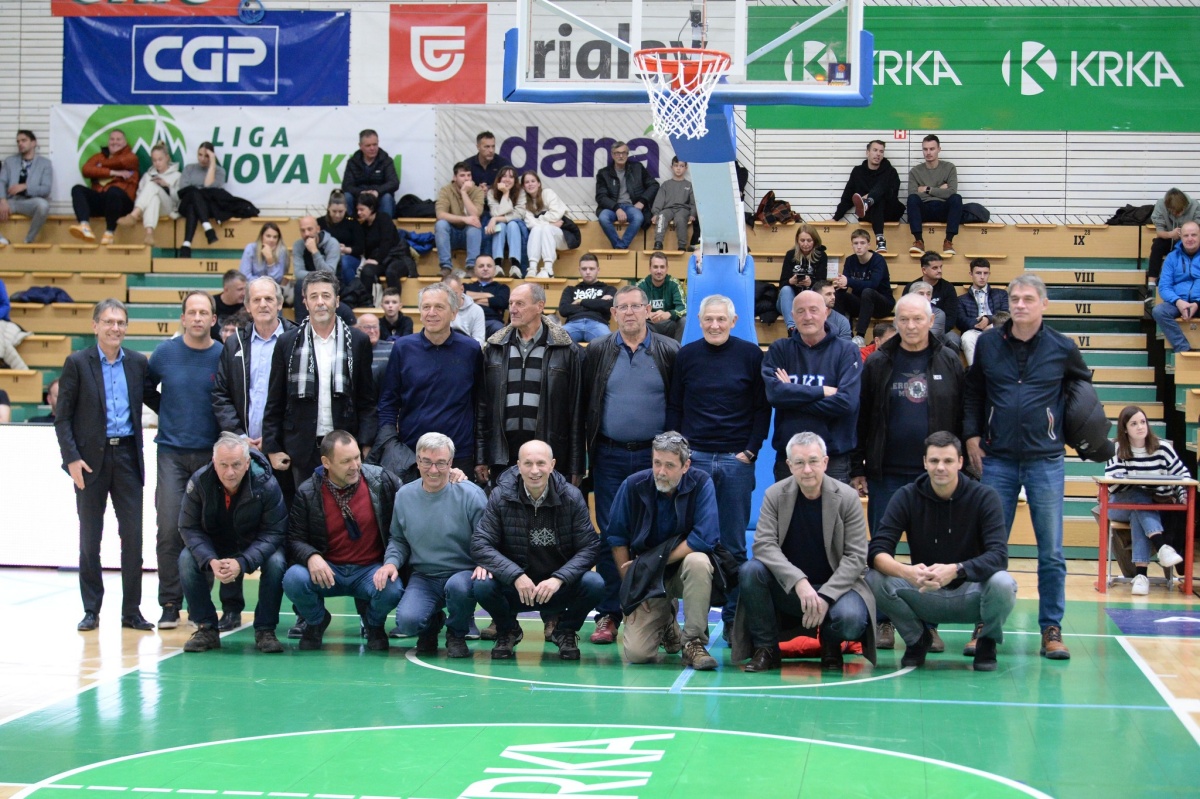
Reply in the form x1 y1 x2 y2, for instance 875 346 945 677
298 611 332 651
973 636 998 671
287 619 308 639
876 235 888 253
653 241 664 251
178 245 191 258
491 627 524 660
254 629 284 654
552 630 581 661
446 633 470 659
158 605 180 629
184 624 221 653
204 228 219 245
900 628 934 668
217 611 242 632
416 610 445 654
365 625 390 652
819 635 843 670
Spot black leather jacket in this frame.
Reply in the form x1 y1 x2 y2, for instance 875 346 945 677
582 328 680 450
595 161 659 216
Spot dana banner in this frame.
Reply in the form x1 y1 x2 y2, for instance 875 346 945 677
389 3 488 104
437 106 669 214
52 0 242 16
49 104 437 212
62 11 350 106
746 6 1197 132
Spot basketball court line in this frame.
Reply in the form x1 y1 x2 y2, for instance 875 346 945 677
1117 636 1200 748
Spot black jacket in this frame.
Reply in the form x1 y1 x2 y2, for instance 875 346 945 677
212 318 297 436
956 285 1009 333
868 472 1009 588
341 148 400 197
582 328 680 449
833 158 902 220
361 212 400 263
471 466 601 586
476 320 585 475
595 161 659 219
179 450 287 574
286 463 400 566
963 321 1092 460
852 335 964 480
777 246 830 291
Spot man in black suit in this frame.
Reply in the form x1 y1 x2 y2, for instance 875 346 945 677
262 270 377 488
54 299 158 631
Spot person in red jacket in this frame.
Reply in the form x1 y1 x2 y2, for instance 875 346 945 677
69 129 140 245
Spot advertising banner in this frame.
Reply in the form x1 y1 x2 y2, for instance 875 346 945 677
389 3 488 104
52 0 242 16
437 105 669 213
746 7 1197 132
50 105 437 212
62 11 350 106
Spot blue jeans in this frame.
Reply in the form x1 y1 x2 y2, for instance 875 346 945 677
982 453 1066 629
690 450 756 625
778 285 798 329
739 559 869 650
344 191 394 219
867 570 1017 645
393 570 476 638
491 219 525 262
598 204 644 249
866 470 922 534
434 220 482 270
1152 301 1193 353
474 572 606 635
907 194 963 239
592 441 653 619
179 546 285 630
563 318 611 343
339 254 361 287
1107 488 1166 563
282 561 402 628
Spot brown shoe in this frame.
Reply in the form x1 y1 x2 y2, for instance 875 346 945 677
254 629 284 654
479 622 498 641
909 239 925 256
543 615 558 641
963 622 985 656
660 600 682 654
929 628 945 653
589 614 618 645
743 646 780 673
1040 626 1071 660
681 639 717 671
942 238 956 256
876 621 895 649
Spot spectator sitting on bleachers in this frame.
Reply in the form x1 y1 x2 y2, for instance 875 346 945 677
833 227 894 346
464 255 509 338
485 166 525 277
292 216 341 324
69 129 139 245
379 287 413 339
0 129 52 246
211 270 247 340
906 134 963 257
342 129 399 219
1148 188 1199 289
355 312 393 385
777 224 830 334
1152 220 1200 354
558 253 615 343
0 275 29 369
356 193 400 291
957 257 1008 366
465 131 512 192
813 279 852 342
859 323 895 361
436 162 485 278
833 139 902 254
320 190 364 287
520 171 568 278
26 377 58 424
595 141 658 250
240 222 289 283
0 389 9 423
637 251 686 342
905 251 961 352
177 142 226 258
445 274 486 346
118 142 180 246
650 156 697 252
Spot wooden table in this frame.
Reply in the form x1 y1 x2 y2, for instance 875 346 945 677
1093 476 1198 595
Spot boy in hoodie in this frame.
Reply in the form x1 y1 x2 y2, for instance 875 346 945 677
866 432 1016 672
833 140 902 253
650 157 698 251
558 254 616 343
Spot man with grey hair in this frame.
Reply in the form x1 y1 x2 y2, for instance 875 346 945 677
964 273 1092 661
375 432 487 657
378 282 484 481
732 431 875 672
355 312 393 384
584 283 681 644
667 294 769 632
605 432 721 669
56 298 154 632
906 282 950 346
445 273 487 345
292 215 342 323
178 432 288 653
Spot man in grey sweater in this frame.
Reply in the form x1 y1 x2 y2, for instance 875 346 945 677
906 135 963 258
0 130 52 245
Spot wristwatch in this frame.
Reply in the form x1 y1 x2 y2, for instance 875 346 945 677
956 563 966 580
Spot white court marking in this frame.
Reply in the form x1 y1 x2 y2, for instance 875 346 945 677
1117 636 1200 749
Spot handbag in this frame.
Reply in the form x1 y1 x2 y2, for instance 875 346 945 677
560 217 582 250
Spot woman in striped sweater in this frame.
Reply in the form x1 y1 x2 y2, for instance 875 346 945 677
1104 405 1188 594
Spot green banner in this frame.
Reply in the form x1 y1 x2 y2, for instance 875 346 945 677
746 7 1197 131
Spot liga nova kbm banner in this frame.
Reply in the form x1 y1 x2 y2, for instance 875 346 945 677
746 6 1196 132
49 105 437 212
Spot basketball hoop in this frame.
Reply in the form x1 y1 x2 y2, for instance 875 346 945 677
634 47 731 140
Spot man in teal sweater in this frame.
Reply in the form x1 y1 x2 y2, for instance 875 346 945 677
637 252 687 342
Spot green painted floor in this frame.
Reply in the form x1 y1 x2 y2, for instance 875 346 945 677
3 593 1200 799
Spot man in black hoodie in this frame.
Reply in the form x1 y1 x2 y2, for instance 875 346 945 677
866 432 1016 672
832 140 902 253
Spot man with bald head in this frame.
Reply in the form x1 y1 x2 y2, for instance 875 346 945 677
292 215 342 324
762 289 862 484
471 440 604 660
1152 220 1200 353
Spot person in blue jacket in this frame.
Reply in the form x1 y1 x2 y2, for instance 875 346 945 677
1151 220 1200 353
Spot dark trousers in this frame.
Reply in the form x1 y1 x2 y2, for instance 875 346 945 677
155 448 212 609
177 186 221 243
860 173 903 235
1148 236 1173 281
77 439 144 615
71 185 133 232
835 287 895 337
907 194 964 239
739 559 869 650
474 572 606 635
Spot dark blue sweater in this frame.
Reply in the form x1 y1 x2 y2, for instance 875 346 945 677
666 336 770 455
844 253 891 295
761 326 863 456
147 336 223 452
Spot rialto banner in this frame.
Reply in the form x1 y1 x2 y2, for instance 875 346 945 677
50 105 437 212
436 105 673 214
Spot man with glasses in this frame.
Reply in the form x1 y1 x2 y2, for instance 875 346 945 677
0 129 52 246
595 141 659 250
56 299 155 632
583 285 680 644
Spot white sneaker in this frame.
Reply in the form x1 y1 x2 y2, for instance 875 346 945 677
1157 544 1183 569
1131 574 1150 596
535 268 550 278
509 265 522 278
0 235 9 247
851 336 865 347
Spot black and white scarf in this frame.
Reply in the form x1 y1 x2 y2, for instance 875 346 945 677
288 316 352 400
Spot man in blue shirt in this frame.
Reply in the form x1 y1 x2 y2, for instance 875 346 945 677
55 299 155 632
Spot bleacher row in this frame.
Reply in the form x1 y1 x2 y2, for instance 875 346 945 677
0 211 1166 557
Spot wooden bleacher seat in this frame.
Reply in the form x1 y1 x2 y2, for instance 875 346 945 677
0 271 126 303
0 369 43 403
15 335 72 368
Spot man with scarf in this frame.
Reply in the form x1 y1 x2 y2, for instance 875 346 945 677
263 270 377 487
283 430 402 651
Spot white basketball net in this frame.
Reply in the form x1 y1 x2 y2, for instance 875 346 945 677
634 49 731 141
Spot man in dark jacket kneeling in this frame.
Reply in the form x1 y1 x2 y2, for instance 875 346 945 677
179 432 288 654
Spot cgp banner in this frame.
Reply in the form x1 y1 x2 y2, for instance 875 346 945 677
746 6 1197 132
50 105 437 212
62 12 350 106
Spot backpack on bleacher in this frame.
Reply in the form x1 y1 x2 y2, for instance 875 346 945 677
395 194 436 218
755 191 802 226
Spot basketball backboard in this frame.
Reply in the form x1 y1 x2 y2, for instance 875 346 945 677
504 0 871 107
